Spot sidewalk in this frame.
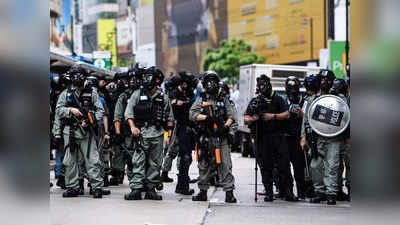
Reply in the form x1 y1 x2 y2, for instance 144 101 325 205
50 153 350 225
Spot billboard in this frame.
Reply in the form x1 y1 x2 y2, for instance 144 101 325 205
116 17 133 56
50 0 73 53
82 23 98 54
155 0 227 75
97 19 117 67
329 41 348 79
228 0 327 64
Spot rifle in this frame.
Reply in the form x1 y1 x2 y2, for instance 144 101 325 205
305 122 320 159
201 102 221 165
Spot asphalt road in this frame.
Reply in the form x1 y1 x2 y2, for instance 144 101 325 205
50 153 350 225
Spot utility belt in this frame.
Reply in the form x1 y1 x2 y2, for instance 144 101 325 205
134 119 165 130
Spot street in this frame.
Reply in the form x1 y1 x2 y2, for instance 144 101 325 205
50 153 350 225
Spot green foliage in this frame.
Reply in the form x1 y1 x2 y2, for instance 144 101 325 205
202 38 266 83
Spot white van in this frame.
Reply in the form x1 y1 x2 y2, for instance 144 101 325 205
236 64 322 157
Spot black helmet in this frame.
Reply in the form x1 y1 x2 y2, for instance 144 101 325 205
148 66 164 85
256 74 272 97
318 69 336 81
202 71 220 95
84 75 99 90
114 72 129 91
171 75 183 87
180 72 198 92
141 67 164 90
127 70 142 90
330 79 348 96
319 69 336 93
50 74 62 91
285 76 301 103
69 65 87 87
303 74 320 92
219 81 230 97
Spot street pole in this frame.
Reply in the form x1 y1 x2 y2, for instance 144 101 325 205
310 18 314 60
345 0 350 77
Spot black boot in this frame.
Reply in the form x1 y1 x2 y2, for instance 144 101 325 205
161 171 174 183
118 171 125 184
124 189 142 200
175 188 194 195
225 190 237 203
337 191 350 201
310 193 326 203
156 182 164 191
109 170 121 186
103 174 109 187
78 179 84 195
56 175 66 189
284 190 299 202
175 173 193 195
90 187 111 196
192 190 207 201
93 189 103 199
264 186 274 202
62 188 79 198
264 195 274 202
144 188 163 200
327 195 337 205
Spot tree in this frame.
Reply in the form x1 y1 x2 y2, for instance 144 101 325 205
202 38 266 83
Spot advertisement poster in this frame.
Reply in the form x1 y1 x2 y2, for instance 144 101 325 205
50 0 73 53
97 19 117 67
329 41 348 79
228 0 326 64
155 0 227 75
116 17 133 56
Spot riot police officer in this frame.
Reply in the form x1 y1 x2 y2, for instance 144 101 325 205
51 73 66 189
299 74 321 198
301 69 345 205
189 71 237 203
84 75 112 187
330 78 351 201
55 65 110 198
284 76 307 199
109 72 131 185
167 73 196 195
161 75 181 183
113 70 143 187
124 67 174 200
244 74 297 202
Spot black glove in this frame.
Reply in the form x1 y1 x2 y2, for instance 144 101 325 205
54 135 63 147
114 133 124 145
215 125 229 137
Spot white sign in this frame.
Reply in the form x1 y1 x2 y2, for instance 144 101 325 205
117 19 132 46
93 51 111 59
73 23 83 55
88 3 118 16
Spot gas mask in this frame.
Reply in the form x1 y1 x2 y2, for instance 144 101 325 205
204 79 219 95
72 73 85 87
142 73 156 90
256 80 272 98
320 78 333 93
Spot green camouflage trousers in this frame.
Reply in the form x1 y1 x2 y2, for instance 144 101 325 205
63 133 103 189
197 138 235 192
129 135 164 190
310 137 344 196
